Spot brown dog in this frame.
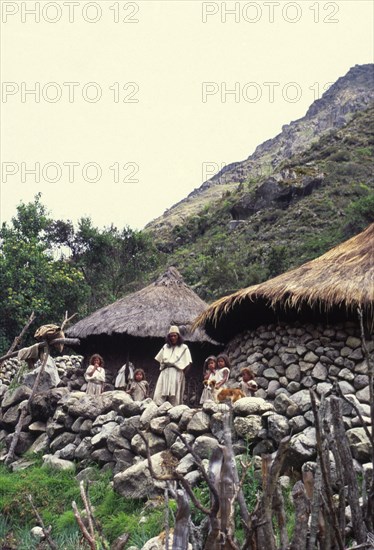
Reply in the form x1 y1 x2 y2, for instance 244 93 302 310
216 387 245 403
203 379 245 403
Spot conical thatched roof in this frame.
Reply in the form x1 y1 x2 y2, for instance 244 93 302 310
67 267 215 343
194 224 374 341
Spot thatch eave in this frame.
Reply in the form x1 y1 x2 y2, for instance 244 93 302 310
194 224 374 341
67 267 218 344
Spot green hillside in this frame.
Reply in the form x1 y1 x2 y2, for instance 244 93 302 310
153 105 374 300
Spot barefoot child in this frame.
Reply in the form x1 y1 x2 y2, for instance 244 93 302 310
126 368 149 401
84 354 105 395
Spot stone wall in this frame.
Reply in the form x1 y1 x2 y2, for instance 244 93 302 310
0 320 372 499
226 320 371 414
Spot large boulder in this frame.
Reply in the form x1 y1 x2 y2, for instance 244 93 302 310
107 426 132 453
131 432 166 457
187 411 210 434
91 422 118 447
139 401 160 429
29 388 69 420
346 427 372 462
267 413 290 443
61 392 112 419
1 385 32 410
113 452 166 498
233 416 262 440
288 427 317 468
233 397 274 416
42 454 75 471
193 435 220 459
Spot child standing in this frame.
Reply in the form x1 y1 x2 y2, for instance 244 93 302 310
126 368 149 401
215 353 231 390
240 367 258 396
200 355 218 404
84 354 105 395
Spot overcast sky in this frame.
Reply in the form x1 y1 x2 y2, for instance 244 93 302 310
1 0 373 230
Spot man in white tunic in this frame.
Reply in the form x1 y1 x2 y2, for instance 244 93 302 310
153 326 192 406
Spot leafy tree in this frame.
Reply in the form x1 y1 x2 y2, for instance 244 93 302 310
0 196 88 352
46 217 161 310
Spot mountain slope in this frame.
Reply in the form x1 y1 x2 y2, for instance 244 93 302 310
153 104 374 300
147 64 374 238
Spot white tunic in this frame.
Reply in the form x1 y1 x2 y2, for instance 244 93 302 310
153 344 192 406
84 366 105 395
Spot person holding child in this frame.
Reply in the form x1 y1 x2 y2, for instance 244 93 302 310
84 354 106 395
199 355 217 404
126 368 149 401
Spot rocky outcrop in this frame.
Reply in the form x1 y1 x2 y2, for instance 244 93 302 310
146 64 374 233
230 170 325 220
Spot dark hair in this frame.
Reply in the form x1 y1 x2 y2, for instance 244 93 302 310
240 367 255 380
203 355 217 370
166 333 184 346
134 368 146 380
217 353 231 369
89 354 104 368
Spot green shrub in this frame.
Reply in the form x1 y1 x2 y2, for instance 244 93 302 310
344 192 374 236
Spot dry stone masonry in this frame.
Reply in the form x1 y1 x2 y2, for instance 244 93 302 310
0 320 372 497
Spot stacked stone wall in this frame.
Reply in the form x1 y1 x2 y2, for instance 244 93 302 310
0 320 372 499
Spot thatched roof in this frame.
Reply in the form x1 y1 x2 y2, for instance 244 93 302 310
67 267 216 343
194 224 374 341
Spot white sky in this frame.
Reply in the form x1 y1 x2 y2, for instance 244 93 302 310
0 0 373 230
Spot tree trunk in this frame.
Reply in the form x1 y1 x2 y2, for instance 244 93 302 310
172 488 190 550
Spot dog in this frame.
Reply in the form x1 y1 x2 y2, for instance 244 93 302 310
216 387 245 403
203 379 245 403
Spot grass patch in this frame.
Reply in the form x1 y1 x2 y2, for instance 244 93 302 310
0 462 177 548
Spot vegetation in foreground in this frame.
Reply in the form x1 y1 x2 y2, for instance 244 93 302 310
0 454 274 549
0 458 173 549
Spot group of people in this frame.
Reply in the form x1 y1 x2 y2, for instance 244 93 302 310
84 325 258 404
199 354 257 404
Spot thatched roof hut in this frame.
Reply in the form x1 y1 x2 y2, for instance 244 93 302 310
194 224 374 342
67 267 219 402
68 267 214 343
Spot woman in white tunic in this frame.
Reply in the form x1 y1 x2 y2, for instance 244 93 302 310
153 326 192 406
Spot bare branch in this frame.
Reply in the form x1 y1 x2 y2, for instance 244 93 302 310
310 390 345 550
72 501 96 550
171 429 221 512
0 311 36 367
79 481 95 540
5 344 51 465
0 337 80 363
330 396 367 544
289 481 309 550
27 494 58 550
60 311 78 332
136 429 211 515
